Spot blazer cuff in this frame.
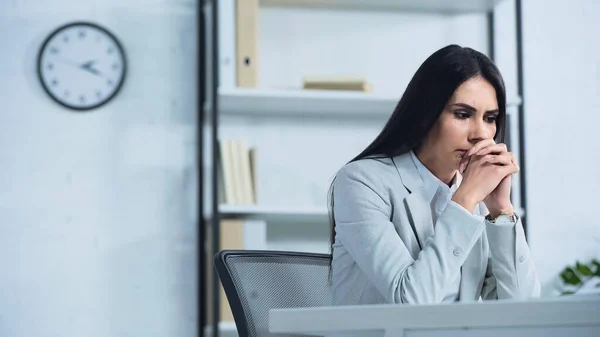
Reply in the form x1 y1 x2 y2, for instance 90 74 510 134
486 220 517 252
447 200 486 222
441 200 486 252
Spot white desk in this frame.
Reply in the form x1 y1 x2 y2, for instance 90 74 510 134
270 296 600 337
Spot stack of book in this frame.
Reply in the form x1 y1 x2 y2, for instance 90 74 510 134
302 76 372 92
218 138 257 205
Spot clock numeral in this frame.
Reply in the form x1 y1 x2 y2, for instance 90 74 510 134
79 30 86 39
47 63 54 71
112 63 119 71
64 90 70 97
79 95 86 103
51 79 59 87
63 35 69 43
50 47 59 54
96 91 102 98
107 47 114 54
107 80 114 87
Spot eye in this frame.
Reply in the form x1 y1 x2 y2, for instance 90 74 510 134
454 111 470 119
485 116 498 123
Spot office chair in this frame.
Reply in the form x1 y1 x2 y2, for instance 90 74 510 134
213 250 333 337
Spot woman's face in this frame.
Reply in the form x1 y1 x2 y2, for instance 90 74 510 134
417 76 499 174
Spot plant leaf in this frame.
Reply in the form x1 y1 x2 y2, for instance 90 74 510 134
592 260 600 276
576 262 593 276
560 267 582 285
561 290 576 295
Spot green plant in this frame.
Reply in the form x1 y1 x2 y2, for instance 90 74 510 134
559 259 600 295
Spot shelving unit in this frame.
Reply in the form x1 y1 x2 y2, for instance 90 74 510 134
200 1 528 337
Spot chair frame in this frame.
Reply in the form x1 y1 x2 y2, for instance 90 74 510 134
213 250 332 337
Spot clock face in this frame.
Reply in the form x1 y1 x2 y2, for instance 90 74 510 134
37 22 127 111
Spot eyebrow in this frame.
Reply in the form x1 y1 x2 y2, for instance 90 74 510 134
452 103 499 115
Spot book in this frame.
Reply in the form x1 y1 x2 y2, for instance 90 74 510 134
218 138 258 205
236 0 259 87
302 76 372 92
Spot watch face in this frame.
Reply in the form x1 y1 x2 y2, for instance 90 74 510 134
37 22 127 111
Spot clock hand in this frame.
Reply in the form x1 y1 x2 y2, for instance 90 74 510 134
52 57 106 77
81 60 96 69
80 60 105 77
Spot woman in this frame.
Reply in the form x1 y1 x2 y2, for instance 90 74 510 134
328 44 540 306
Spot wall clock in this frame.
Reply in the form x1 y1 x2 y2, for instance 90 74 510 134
37 22 127 111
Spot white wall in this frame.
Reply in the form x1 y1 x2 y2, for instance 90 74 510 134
522 0 600 293
0 1 198 336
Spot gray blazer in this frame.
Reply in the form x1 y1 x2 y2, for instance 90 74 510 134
331 152 541 305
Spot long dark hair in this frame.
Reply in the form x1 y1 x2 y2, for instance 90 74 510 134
327 44 507 265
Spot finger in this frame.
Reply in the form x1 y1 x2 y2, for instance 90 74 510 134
483 153 512 166
459 153 470 173
497 161 520 176
507 152 517 165
475 143 508 157
460 156 471 174
467 139 495 156
462 139 496 171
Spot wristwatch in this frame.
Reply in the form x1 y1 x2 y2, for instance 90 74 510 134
485 212 517 224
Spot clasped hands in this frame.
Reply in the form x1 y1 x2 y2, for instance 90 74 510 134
453 139 518 218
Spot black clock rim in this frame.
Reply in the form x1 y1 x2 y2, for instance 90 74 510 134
37 21 128 112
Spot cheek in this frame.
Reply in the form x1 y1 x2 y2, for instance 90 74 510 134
487 124 498 140
440 119 469 142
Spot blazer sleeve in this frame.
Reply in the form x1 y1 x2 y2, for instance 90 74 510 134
333 163 487 304
480 211 542 300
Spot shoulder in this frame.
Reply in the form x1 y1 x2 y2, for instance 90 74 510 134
333 156 395 213
335 156 395 184
333 156 398 199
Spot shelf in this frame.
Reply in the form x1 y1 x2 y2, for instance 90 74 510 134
260 0 505 14
218 88 522 118
204 322 237 337
219 87 398 119
219 204 329 224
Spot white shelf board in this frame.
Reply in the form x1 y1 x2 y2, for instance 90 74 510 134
204 322 237 337
260 0 505 14
219 204 329 224
218 88 522 118
219 87 397 118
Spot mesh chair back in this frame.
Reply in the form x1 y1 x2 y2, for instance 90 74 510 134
214 250 333 337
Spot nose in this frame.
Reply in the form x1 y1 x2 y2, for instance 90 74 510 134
468 119 493 144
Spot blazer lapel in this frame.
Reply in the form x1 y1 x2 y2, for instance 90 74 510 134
403 189 434 250
392 152 434 250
